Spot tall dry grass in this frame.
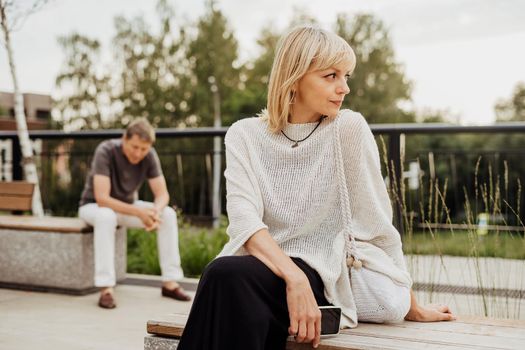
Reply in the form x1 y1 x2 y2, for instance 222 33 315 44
380 136 525 319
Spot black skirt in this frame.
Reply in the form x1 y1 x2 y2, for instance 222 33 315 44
178 255 328 350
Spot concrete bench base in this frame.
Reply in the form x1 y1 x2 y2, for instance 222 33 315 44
0 218 126 295
144 336 179 350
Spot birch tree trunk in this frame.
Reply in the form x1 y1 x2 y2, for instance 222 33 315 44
1 1 44 216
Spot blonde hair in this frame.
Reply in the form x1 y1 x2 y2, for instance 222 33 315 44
125 118 156 143
263 26 356 133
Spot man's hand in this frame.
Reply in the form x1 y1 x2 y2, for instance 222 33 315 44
286 272 322 349
405 303 456 322
137 207 161 231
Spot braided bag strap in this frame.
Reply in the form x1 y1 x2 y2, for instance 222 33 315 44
334 117 361 269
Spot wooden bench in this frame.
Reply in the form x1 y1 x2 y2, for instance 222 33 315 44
144 313 525 350
0 181 126 295
0 180 35 211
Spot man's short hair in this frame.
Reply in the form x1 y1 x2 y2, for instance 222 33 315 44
125 118 156 143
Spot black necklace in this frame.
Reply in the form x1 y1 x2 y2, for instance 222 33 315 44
281 116 326 148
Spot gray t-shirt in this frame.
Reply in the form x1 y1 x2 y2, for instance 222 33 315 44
79 139 162 207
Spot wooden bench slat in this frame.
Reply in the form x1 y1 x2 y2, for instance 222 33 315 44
0 181 34 211
454 315 525 328
147 313 525 350
0 181 35 195
147 313 187 338
285 333 473 350
384 317 525 339
0 195 33 211
345 322 524 350
0 216 92 233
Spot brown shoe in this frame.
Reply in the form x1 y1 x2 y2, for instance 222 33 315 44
161 286 192 301
98 292 116 309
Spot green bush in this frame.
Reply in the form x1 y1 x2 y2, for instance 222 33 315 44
127 228 162 275
127 215 229 277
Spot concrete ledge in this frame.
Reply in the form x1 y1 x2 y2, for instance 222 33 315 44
0 281 99 296
0 226 126 294
123 274 199 291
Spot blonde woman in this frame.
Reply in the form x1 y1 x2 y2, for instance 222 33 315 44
178 26 454 350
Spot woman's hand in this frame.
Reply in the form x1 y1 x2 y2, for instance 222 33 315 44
285 272 322 348
243 229 322 347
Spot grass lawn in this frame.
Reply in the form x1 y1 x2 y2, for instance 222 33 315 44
402 230 525 259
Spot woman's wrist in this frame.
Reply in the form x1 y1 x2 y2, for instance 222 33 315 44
282 265 307 285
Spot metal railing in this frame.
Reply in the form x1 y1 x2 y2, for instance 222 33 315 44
2 121 525 231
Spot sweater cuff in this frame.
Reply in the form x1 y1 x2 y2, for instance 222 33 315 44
224 222 269 255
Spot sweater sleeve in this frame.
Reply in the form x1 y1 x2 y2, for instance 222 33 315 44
222 123 268 255
340 112 408 273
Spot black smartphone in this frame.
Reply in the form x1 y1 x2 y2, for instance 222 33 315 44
319 306 341 336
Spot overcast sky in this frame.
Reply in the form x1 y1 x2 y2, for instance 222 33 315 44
1 0 524 125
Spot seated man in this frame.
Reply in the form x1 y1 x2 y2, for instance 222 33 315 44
79 118 191 309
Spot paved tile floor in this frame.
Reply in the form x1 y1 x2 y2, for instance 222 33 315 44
1 255 524 350
0 282 194 350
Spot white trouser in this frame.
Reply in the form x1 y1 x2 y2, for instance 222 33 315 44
79 201 184 287
352 267 411 323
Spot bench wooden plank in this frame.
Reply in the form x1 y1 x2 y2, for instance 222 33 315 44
454 315 525 328
0 181 34 211
0 181 34 195
146 313 525 350
384 317 525 339
0 216 92 233
0 196 33 211
284 334 477 350
346 323 523 349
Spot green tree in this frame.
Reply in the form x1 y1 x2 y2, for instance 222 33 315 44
288 7 318 28
335 13 413 123
111 0 193 128
236 26 280 117
186 0 240 126
237 11 317 117
495 82 525 122
52 33 113 214
54 34 111 130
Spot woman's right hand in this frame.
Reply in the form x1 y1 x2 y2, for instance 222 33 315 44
243 229 322 347
285 271 322 348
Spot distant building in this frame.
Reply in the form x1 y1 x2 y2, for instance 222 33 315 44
0 91 52 180
0 91 51 130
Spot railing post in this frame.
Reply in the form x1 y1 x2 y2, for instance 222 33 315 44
12 136 23 181
210 77 222 229
388 132 404 235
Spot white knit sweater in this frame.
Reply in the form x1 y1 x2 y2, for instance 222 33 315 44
217 109 412 328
